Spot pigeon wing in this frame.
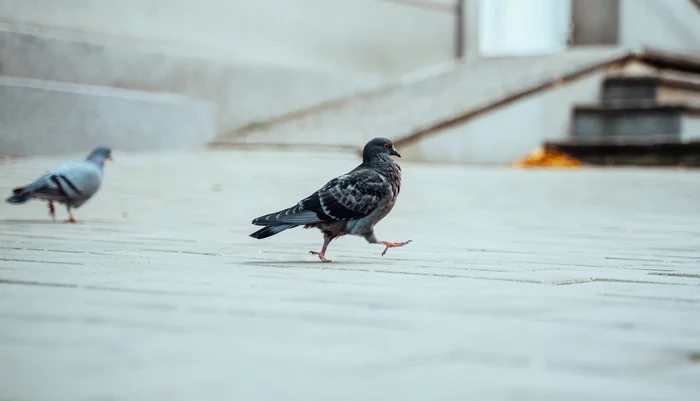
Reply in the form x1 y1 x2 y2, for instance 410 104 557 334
300 169 390 221
20 160 102 204
251 169 389 226
50 161 103 200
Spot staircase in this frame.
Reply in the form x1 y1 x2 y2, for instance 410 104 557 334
0 23 382 157
548 62 700 166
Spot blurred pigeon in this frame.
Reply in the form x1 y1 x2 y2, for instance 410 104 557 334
250 137 410 262
6 146 113 223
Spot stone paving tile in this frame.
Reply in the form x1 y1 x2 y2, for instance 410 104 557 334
0 149 699 401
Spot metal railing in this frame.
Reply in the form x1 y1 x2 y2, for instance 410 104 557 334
376 0 465 59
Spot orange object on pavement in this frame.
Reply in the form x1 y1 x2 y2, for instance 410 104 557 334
512 146 583 168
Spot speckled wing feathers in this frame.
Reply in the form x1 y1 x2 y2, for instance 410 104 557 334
252 168 390 226
314 171 389 220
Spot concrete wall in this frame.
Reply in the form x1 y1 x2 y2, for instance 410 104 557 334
0 0 453 141
400 71 606 163
619 0 700 53
1 0 698 75
0 0 456 77
682 113 700 141
0 25 383 135
0 77 216 157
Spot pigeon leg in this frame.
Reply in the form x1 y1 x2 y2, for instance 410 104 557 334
378 240 412 256
64 207 80 224
364 232 412 256
47 201 56 221
309 236 332 262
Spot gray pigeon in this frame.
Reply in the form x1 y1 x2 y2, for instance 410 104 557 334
250 137 410 262
6 146 113 223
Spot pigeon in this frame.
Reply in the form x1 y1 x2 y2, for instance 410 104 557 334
250 137 411 262
6 146 113 223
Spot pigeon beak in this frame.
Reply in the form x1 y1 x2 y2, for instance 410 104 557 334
107 155 113 161
390 147 401 158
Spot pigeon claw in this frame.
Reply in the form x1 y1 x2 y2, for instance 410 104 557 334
309 250 331 263
380 240 412 256
64 209 80 224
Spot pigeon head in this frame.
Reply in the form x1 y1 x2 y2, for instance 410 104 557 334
86 145 113 165
362 137 400 162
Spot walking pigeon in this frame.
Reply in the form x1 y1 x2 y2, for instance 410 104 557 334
250 137 411 262
6 146 113 223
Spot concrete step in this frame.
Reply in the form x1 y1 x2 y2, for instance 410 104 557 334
572 102 700 142
0 23 383 136
0 76 216 157
602 67 700 104
546 140 700 166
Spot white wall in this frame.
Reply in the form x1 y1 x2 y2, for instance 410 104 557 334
0 0 456 76
400 71 607 164
619 0 700 53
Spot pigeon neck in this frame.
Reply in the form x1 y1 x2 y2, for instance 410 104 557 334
362 148 388 164
363 153 393 168
87 156 106 168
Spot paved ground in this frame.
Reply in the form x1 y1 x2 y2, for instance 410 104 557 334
1 149 699 401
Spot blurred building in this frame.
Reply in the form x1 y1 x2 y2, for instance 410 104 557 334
1 0 700 164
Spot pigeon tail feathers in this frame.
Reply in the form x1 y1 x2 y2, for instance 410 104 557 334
6 194 30 204
252 205 322 226
250 224 295 239
6 187 30 203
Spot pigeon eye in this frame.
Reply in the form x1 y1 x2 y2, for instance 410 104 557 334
384 144 390 149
